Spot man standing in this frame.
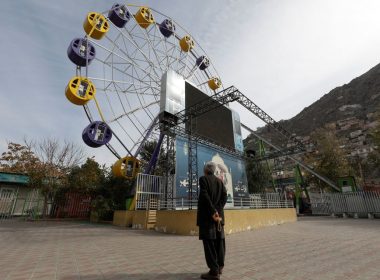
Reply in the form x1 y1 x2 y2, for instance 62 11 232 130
197 161 228 279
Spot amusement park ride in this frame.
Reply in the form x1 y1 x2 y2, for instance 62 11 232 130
65 3 340 209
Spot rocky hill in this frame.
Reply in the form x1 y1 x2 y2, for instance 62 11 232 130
253 63 380 144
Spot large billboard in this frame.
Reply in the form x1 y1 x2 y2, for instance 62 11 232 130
185 82 235 149
160 71 244 152
175 136 249 203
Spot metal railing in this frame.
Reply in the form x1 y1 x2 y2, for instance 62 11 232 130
138 196 293 210
135 174 294 210
135 173 167 210
0 189 18 220
1 188 92 221
310 191 380 217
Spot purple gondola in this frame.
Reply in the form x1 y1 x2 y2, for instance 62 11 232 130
196 55 210 70
82 121 112 148
67 38 96 67
159 19 175 38
108 3 131 28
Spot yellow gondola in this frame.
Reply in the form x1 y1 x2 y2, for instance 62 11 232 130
65 76 96 105
134 7 154 29
112 156 140 179
179 35 195 52
208 77 222 90
83 12 109 40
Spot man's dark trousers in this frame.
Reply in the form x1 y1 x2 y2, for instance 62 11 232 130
202 230 225 272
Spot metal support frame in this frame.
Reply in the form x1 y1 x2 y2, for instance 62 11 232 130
165 134 175 202
294 164 310 200
254 147 305 161
221 86 306 153
174 85 305 158
134 116 159 157
187 116 198 209
257 140 277 191
166 125 243 159
144 133 165 174
241 123 340 192
159 83 340 201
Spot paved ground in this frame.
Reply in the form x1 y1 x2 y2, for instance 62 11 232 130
0 217 379 280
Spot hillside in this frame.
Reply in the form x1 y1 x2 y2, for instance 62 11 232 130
254 63 380 141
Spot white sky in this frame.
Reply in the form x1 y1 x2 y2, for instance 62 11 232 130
1 0 380 165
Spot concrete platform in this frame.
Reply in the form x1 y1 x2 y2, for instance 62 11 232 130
1 217 380 280
113 208 297 235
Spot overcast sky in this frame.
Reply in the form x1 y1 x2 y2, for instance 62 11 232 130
1 0 380 165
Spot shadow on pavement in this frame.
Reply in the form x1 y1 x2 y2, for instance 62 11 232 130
60 272 200 280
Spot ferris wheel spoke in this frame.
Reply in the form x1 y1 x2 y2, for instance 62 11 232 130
115 120 135 144
113 76 160 94
90 38 160 85
108 100 159 123
151 23 171 71
87 76 134 86
100 79 148 137
109 20 164 71
93 58 157 89
118 13 165 75
176 52 190 78
149 26 172 71
124 42 163 81
134 29 165 74
98 86 159 96
104 35 161 81
111 82 157 131
131 115 159 155
126 61 160 116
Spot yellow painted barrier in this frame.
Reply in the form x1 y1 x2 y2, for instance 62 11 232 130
113 208 297 235
113 210 135 227
154 208 296 235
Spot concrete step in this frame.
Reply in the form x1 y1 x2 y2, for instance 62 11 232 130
146 210 157 230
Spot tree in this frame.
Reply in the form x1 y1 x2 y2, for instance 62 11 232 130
245 158 273 193
0 142 39 173
27 138 86 216
67 157 107 194
0 142 46 190
1 138 86 217
304 128 352 190
138 139 171 176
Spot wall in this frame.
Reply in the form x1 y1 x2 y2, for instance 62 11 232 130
224 208 297 234
155 208 297 235
113 210 135 227
113 208 297 235
155 210 198 235
113 210 148 228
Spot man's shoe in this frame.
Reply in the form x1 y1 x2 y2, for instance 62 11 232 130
200 270 220 279
219 266 224 275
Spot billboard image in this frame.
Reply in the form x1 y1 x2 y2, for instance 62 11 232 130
175 136 249 203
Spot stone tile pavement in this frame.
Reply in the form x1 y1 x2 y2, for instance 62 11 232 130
0 217 379 280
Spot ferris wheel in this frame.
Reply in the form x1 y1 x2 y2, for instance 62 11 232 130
65 3 223 179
